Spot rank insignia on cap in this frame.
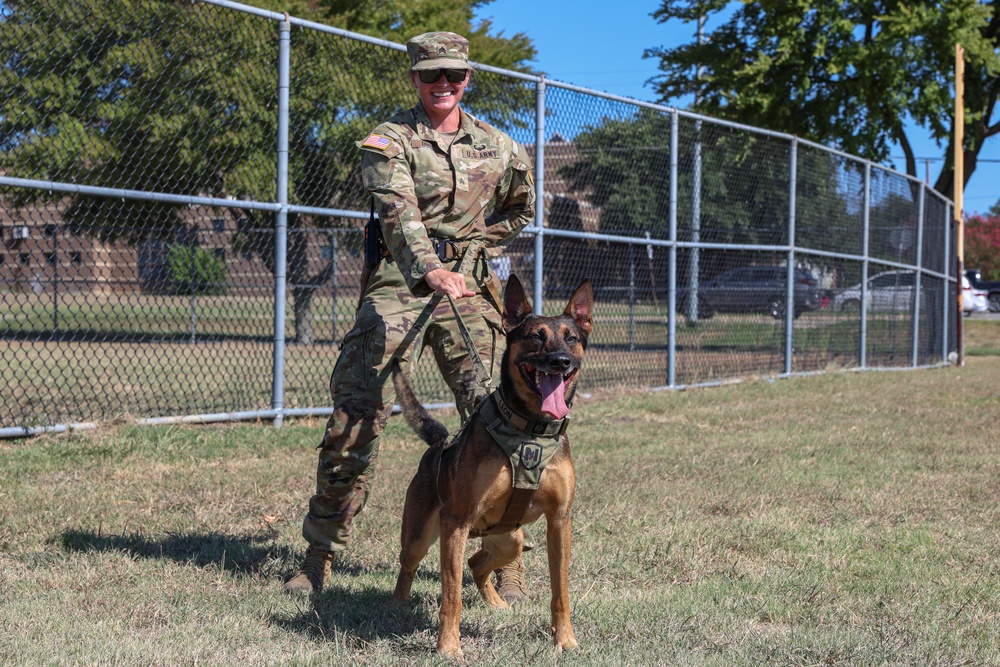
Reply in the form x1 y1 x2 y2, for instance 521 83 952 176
362 133 393 150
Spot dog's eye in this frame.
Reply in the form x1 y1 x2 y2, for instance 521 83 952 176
565 335 578 345
528 331 544 342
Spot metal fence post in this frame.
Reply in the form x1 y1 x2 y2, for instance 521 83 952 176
942 202 952 361
911 185 926 367
272 15 291 428
628 244 636 351
532 78 546 314
785 138 797 376
667 110 679 387
688 120 701 324
860 163 871 368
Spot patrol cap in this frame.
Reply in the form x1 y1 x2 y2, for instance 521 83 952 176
406 31 470 71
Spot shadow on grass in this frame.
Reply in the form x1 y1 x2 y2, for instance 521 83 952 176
272 580 433 646
272 566 485 651
55 527 315 577
56 527 479 649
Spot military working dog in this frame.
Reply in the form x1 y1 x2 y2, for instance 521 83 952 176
390 274 593 658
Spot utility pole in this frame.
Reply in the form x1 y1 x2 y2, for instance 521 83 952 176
955 43 965 365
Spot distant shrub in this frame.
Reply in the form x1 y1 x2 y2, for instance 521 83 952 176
167 245 228 295
965 214 1000 280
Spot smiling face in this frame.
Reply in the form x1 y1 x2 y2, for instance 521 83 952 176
409 68 470 131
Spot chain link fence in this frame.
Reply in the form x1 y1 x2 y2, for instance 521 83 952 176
1 0 959 436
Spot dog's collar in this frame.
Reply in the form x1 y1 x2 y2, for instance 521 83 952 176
491 389 569 438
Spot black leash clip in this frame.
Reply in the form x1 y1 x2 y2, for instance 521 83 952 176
434 238 460 263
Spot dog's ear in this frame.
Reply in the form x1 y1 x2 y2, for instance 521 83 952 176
564 279 593 335
503 274 533 332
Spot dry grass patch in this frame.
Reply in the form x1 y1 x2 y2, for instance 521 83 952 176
2 348 999 665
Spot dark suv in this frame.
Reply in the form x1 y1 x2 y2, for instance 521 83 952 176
964 268 1000 312
678 266 821 320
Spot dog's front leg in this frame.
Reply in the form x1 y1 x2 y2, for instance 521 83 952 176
437 513 469 658
546 513 578 651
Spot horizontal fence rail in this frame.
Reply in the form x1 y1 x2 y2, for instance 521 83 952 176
0 0 959 437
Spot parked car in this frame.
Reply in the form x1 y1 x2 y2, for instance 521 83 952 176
677 266 821 320
964 268 1000 313
962 275 989 316
831 270 918 313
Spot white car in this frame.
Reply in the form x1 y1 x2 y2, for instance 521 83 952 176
832 270 917 313
962 275 989 316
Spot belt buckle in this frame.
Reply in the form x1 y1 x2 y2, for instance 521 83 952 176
434 239 459 263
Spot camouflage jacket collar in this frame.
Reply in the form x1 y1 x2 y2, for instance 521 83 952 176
412 102 477 146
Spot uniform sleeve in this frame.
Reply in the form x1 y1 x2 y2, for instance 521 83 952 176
360 133 443 295
483 139 536 255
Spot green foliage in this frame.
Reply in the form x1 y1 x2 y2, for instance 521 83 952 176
1 0 538 331
166 245 228 296
1 0 537 229
646 1 1000 197
965 213 1000 279
558 108 856 278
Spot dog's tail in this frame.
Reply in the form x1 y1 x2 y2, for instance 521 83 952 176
390 359 450 448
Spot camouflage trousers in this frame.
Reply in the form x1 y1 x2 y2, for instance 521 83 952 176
301 255 504 552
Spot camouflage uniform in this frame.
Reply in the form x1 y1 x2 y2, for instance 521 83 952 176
299 33 536 553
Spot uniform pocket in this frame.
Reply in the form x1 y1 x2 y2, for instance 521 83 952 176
330 318 383 398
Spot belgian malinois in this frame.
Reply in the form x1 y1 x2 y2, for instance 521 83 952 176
390 274 593 658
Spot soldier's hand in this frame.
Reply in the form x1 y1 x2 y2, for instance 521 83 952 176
425 268 475 299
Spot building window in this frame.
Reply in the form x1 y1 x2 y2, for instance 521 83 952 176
213 247 226 261
70 251 84 266
0 254 6 266
19 253 30 265
44 224 59 237
321 246 334 260
45 252 57 267
211 218 225 232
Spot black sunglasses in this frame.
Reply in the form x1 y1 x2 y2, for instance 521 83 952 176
417 68 468 84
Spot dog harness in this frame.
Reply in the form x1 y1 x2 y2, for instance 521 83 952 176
452 389 569 537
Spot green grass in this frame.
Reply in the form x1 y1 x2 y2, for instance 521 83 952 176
965 318 1000 356
2 323 999 665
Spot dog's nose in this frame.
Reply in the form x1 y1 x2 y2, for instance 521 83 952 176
548 353 572 373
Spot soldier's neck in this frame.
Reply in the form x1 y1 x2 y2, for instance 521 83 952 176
426 107 462 133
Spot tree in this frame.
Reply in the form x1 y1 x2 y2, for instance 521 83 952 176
965 213 1000 277
557 108 856 291
558 109 855 247
1 0 536 343
645 1 1000 200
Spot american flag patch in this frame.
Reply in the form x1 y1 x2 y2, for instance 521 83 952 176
362 133 393 150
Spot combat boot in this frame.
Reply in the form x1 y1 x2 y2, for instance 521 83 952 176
493 556 528 605
283 547 335 594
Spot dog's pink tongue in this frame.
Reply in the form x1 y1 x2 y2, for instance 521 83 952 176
538 373 569 419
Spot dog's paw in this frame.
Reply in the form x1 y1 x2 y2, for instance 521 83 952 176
437 645 464 661
553 626 578 651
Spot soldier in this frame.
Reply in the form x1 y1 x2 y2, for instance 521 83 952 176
285 31 537 603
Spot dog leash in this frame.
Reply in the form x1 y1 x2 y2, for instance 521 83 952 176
443 239 494 392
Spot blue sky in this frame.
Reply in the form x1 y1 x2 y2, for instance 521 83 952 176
474 0 1000 215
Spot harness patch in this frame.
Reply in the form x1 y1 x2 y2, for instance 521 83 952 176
480 391 565 490
518 441 543 471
